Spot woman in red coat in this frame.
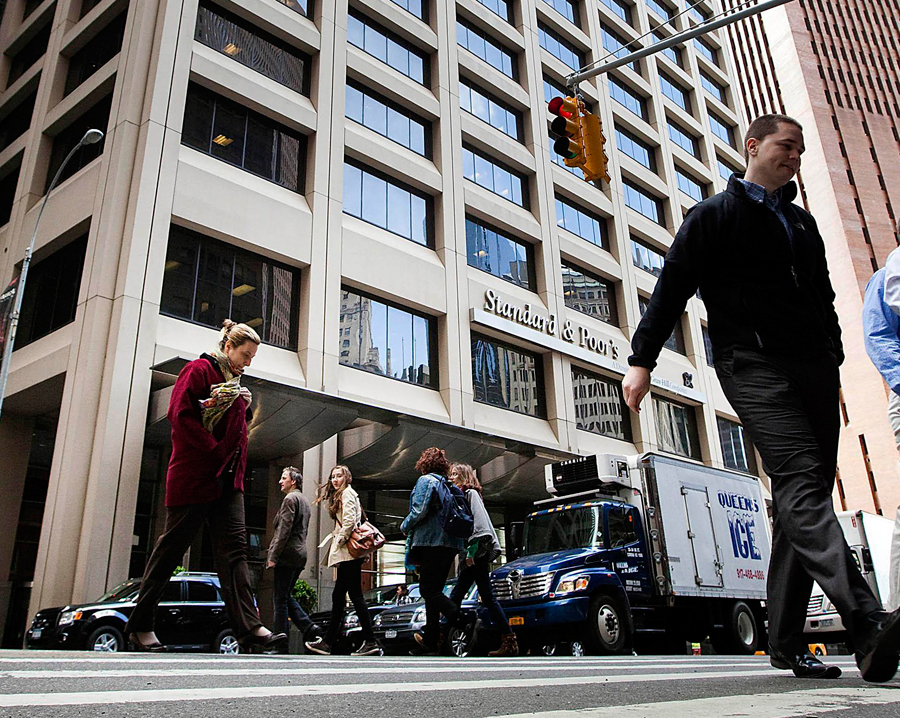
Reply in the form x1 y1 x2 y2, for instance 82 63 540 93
126 320 286 653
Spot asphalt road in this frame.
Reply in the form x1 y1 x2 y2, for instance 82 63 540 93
1 650 899 717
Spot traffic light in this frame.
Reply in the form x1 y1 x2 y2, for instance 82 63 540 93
580 112 610 184
548 96 585 169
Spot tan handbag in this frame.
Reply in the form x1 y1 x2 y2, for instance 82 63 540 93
348 507 386 559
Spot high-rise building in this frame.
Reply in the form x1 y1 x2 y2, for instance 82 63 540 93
0 0 756 646
726 0 900 519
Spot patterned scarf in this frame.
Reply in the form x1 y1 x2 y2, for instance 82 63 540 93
199 348 250 432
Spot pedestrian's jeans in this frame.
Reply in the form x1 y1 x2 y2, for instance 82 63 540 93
886 390 900 611
449 556 512 634
326 558 375 644
415 546 460 647
272 564 316 637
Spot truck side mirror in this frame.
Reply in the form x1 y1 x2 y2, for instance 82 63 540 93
508 522 524 560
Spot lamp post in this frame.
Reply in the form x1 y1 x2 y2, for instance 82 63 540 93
0 128 105 419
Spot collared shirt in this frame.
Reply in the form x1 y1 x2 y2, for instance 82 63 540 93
735 176 793 241
863 253 900 394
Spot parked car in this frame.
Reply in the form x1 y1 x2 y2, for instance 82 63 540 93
373 582 481 657
309 583 418 654
25 572 239 653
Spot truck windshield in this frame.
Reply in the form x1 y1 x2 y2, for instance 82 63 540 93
524 506 602 555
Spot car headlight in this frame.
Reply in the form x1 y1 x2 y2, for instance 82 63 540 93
412 607 426 624
344 613 359 628
373 614 383 627
555 575 590 595
58 610 82 626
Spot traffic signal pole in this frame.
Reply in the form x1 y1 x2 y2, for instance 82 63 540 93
566 0 796 87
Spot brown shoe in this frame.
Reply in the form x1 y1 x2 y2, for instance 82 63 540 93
489 632 519 657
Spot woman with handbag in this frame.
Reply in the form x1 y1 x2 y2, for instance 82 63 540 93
448 463 519 657
126 320 286 653
305 465 381 656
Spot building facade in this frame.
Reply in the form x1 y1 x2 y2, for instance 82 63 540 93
0 0 755 646
726 0 900 519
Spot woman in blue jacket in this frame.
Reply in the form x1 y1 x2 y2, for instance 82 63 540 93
401 447 465 654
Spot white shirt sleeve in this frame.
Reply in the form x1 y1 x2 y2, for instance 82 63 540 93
884 248 900 316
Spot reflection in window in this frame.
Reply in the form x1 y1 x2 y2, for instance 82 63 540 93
462 146 526 207
630 238 665 277
615 127 655 170
466 217 533 290
543 0 578 25
653 395 700 459
600 25 638 73
274 0 309 16
65 12 126 96
676 168 705 203
652 30 681 67
346 83 428 156
667 120 699 157
639 295 684 354
718 417 758 474
460 79 522 141
647 0 673 21
709 112 735 146
555 195 606 248
538 23 583 72
161 225 300 349
0 90 36 152
46 93 112 191
689 4 710 23
343 161 431 246
694 37 717 64
474 0 511 22
702 325 714 365
340 289 436 388
389 0 425 21
472 334 544 417
562 262 617 325
623 181 663 224
0 165 20 226
457 19 516 79
182 86 305 192
573 369 631 440
700 71 725 103
717 156 738 181
195 3 309 94
348 12 427 85
7 19 51 86
609 78 647 120
600 0 631 24
659 72 689 111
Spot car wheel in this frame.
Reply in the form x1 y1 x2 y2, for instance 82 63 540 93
710 601 759 655
87 625 124 652
446 624 473 657
214 629 240 655
541 643 557 656
585 593 629 655
569 641 585 657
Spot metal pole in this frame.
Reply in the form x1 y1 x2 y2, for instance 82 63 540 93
0 128 105 419
567 0 795 86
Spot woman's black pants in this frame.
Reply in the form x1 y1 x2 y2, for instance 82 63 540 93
327 559 374 643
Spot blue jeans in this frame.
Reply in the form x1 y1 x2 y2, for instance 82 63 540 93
449 556 512 634
273 565 316 637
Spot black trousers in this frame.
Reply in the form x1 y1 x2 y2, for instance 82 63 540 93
449 556 512 634
715 348 880 654
126 489 261 639
327 559 374 643
416 546 460 646
272 565 315 637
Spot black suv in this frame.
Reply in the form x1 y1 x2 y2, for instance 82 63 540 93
25 573 238 653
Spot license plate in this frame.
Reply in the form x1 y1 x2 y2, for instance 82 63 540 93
508 616 524 626
31 629 42 639
385 629 397 639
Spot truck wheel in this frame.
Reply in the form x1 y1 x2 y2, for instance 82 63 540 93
586 593 629 655
711 601 759 655
86 625 124 652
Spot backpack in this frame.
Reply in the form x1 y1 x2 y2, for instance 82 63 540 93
433 475 474 539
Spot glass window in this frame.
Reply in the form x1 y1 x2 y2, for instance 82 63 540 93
607 506 638 546
667 119 699 157
195 3 310 95
572 368 631 440
466 217 533 290
457 19 516 80
562 262 617 325
653 395 701 459
0 90 36 152
462 146 526 207
700 71 725 104
630 237 665 276
623 181 663 224
702 324 714 365
349 12 427 85
718 417 758 474
460 79 522 142
6 19 51 86
694 37 717 64
186 581 221 603
343 161 432 246
64 11 126 96
600 0 631 24
717 156 737 181
600 24 638 73
274 0 310 17
472 334 544 417
608 78 647 120
689 4 710 23
676 168 706 203
181 85 305 192
538 23 584 72
16 235 87 348
160 581 182 603
0 164 20 227
346 82 429 156
543 0 578 25
45 93 112 191
555 195 607 249
615 127 654 170
639 295 684 354
161 225 301 350
473 0 511 22
646 0 672 22
652 29 681 67
659 72 689 111
709 112 735 146
389 0 425 21
340 289 437 388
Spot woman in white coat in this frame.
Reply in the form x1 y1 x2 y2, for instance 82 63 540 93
305 465 379 656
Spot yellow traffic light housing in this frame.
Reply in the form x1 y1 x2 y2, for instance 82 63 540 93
580 112 610 184
548 95 609 184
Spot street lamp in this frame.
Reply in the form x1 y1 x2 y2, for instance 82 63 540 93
0 128 105 419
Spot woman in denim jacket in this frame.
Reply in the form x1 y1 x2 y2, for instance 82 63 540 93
401 447 465 654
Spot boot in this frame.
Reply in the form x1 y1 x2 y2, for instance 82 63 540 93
489 632 519 657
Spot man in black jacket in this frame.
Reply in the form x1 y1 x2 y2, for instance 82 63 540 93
622 114 900 682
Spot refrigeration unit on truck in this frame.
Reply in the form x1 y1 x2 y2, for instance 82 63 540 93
488 452 772 655
805 510 894 645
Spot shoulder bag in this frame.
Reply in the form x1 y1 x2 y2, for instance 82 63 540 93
348 506 386 559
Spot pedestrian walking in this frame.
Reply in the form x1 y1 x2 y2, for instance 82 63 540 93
621 113 900 682
861 240 900 611
266 466 321 652
447 463 518 657
401 447 466 655
126 320 286 653
305 465 380 656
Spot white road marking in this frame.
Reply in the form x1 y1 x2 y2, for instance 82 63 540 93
495 687 900 717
